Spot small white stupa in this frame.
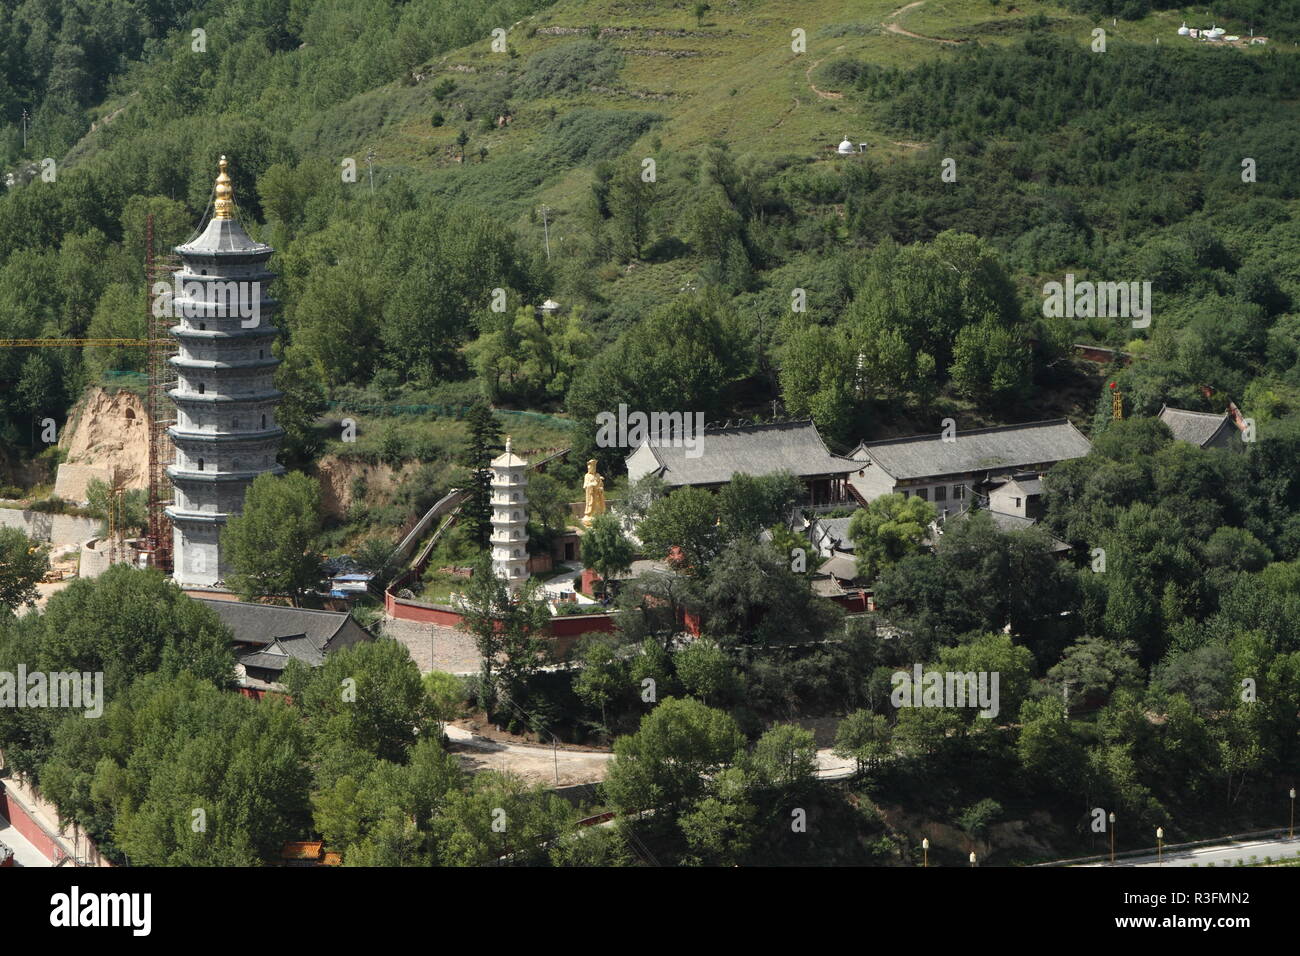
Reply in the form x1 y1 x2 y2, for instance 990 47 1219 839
837 136 856 156
489 437 530 592
1178 22 1190 36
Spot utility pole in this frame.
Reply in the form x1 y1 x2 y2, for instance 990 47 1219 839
540 205 551 262
366 146 375 194
21 109 28 150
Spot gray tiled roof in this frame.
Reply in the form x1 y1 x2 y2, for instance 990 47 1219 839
812 516 855 549
198 599 360 653
627 420 858 487
238 633 328 673
176 218 271 255
858 419 1091 480
992 476 1043 497
1157 406 1234 448
818 551 860 581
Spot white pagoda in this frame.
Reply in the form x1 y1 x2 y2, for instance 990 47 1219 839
489 438 529 590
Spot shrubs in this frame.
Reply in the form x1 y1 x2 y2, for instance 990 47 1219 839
517 40 624 98
543 108 662 165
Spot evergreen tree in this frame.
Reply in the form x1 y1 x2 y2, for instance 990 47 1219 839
461 402 502 548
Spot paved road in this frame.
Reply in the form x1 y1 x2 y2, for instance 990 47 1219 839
1079 837 1300 867
0 820 51 867
815 749 856 780
444 724 613 787
444 724 857 788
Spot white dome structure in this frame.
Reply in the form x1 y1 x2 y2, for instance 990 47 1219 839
1178 22 1190 35
837 136 855 156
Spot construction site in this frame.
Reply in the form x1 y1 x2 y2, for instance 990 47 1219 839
0 214 178 595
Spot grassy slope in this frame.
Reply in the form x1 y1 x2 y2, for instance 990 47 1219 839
57 0 1286 447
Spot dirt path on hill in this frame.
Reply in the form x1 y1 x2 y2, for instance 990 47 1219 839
884 0 964 45
805 58 844 100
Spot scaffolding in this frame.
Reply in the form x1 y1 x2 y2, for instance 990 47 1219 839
145 212 179 572
0 212 178 573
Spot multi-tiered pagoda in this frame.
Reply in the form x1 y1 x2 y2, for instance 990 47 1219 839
167 157 284 588
489 438 530 590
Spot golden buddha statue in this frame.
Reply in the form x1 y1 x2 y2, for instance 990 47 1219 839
581 459 606 527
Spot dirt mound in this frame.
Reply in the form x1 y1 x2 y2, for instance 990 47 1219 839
54 388 150 501
312 455 410 518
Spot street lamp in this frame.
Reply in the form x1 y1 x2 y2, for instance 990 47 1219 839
1290 788 1296 840
922 838 929 868
969 851 977 868
1109 812 1116 864
1156 827 1164 866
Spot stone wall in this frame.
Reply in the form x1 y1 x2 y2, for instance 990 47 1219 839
0 508 101 547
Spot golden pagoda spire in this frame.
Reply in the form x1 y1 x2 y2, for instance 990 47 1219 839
213 155 234 220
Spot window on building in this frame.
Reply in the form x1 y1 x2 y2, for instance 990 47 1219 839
954 485 965 500
197 382 205 394
261 414 267 429
901 489 910 498
916 488 928 501
197 458 204 471
199 322 206 331
934 486 947 502
1014 497 1022 508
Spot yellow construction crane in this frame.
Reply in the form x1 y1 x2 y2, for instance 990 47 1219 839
0 339 161 348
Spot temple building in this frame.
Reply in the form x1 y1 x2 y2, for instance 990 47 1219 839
490 438 530 590
167 157 284 588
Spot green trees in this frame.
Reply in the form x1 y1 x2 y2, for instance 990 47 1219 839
0 527 48 613
460 402 502 549
776 323 860 445
603 697 745 815
608 159 658 261
466 305 593 405
39 565 233 696
636 486 721 572
566 292 750 471
459 556 551 715
703 539 843 647
834 710 893 775
1047 636 1143 709
675 638 738 707
316 738 465 866
678 767 755 866
848 492 936 581
580 513 634 598
572 634 629 728
39 672 311 866
284 639 432 769
716 471 802 539
433 771 575 866
222 471 324 606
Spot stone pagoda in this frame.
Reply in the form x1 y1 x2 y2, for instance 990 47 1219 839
489 437 530 590
167 156 284 588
